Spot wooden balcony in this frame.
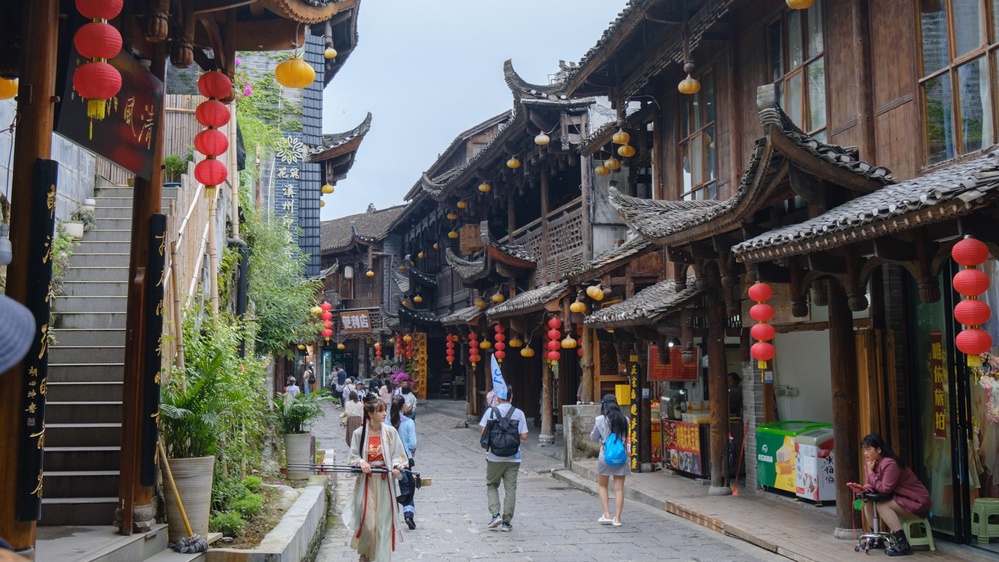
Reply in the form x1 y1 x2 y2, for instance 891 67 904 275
501 196 585 285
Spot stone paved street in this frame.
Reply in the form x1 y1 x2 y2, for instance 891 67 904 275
314 401 786 562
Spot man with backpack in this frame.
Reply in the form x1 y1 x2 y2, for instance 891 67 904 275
479 356 528 532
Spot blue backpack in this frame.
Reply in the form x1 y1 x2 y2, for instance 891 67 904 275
604 432 627 467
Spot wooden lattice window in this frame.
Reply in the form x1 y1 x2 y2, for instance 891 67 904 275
768 0 827 140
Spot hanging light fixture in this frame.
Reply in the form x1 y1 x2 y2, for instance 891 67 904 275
569 298 586 314
456 200 469 209
72 0 124 135
618 144 637 158
319 200 325 208
447 211 458 220
604 156 621 171
0 78 16 100
478 181 491 193
506 156 521 169
786 0 815 8
448 230 459 239
321 183 335 194
337 342 346 350
612 128 630 145
275 51 316 89
324 46 338 59
491 292 505 304
678 61 701 95
594 164 611 176
474 297 488 308
534 132 551 146
366 269 375 277
414 294 423 303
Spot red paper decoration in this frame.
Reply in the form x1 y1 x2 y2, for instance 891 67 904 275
195 100 231 128
545 319 562 366
73 0 123 128
468 332 481 366
445 334 456 366
194 70 233 193
72 61 122 121
748 282 776 369
495 350 506 360
951 235 994 366
321 310 333 321
548 318 562 330
77 0 124 19
198 71 233 99
194 158 227 186
321 328 333 339
321 302 333 311
74 22 122 60
194 129 229 157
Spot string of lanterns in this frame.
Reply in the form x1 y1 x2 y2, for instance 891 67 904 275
319 301 333 341
468 331 481 368
493 324 507 362
194 71 232 195
546 317 563 366
445 334 456 366
748 282 776 369
952 235 993 366
374 341 382 362
72 0 124 135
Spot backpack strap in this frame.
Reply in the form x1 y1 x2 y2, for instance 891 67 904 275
491 406 501 419
503 405 516 420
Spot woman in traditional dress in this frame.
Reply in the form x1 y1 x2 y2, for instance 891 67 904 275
342 391 364 446
348 395 409 562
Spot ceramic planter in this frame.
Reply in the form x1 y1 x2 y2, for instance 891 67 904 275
284 432 314 480
162 455 214 543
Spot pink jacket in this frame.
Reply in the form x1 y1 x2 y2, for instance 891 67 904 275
865 457 931 517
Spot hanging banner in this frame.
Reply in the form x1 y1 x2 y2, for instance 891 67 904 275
930 331 947 439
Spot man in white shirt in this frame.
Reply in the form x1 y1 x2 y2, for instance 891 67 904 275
479 384 528 533
285 377 301 398
396 379 418 420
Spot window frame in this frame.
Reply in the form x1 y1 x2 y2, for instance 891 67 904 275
767 0 828 140
678 70 718 201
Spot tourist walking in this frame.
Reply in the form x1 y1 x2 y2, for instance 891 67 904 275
391 395 418 529
479 357 528 532
590 394 631 527
342 391 363 447
346 395 409 562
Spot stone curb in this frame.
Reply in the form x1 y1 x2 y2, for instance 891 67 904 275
205 476 328 562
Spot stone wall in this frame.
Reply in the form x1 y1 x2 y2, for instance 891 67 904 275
562 403 601 470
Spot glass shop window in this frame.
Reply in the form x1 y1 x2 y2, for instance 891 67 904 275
768 0 827 141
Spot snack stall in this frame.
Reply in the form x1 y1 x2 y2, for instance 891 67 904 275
661 409 711 477
650 344 706 476
756 420 830 494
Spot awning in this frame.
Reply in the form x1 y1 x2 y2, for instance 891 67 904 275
565 235 651 283
486 281 569 321
439 305 486 327
585 278 700 329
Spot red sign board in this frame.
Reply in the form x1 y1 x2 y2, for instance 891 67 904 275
57 47 163 180
930 331 947 439
648 344 699 381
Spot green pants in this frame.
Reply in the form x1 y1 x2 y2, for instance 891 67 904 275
485 461 520 524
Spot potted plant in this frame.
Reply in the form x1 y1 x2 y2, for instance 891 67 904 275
274 390 329 480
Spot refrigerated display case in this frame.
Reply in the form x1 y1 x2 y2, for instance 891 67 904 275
756 420 829 493
794 427 835 505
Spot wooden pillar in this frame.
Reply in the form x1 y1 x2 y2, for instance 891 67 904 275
828 280 861 533
540 172 550 284
540 360 554 442
707 284 731 494
581 327 594 403
0 0 58 553
853 0 875 162
117 41 167 535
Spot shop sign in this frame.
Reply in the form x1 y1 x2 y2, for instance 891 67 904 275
648 344 699 381
930 331 947 439
339 310 371 334
628 353 639 470
662 420 705 476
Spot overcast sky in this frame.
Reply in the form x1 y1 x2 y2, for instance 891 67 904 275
320 0 629 220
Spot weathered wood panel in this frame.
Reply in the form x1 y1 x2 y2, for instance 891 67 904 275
875 102 919 180
824 0 859 145
869 0 920 177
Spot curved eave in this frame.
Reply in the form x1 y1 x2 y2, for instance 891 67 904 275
445 248 489 283
487 244 537 270
439 306 486 327
398 303 441 328
562 0 652 97
317 0 361 86
584 278 700 329
486 281 570 321
409 267 438 289
257 0 342 24
308 112 372 163
503 59 568 101
566 236 653 283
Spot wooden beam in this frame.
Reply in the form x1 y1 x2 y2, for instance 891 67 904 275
667 246 695 264
755 261 791 284
686 240 717 260
873 236 917 262
788 164 825 205
807 252 847 275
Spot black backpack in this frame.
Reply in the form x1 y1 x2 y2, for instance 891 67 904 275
484 406 521 457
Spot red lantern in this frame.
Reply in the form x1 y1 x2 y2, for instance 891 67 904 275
445 341 455 349
952 236 990 266
321 310 333 321
546 350 561 362
195 158 228 186
547 329 561 340
578 347 584 358
750 322 776 342
73 61 122 120
547 339 560 351
494 341 506 351
321 328 333 338
77 0 124 20
748 282 773 302
495 350 506 360
74 22 122 60
749 303 775 322
957 329 993 356
750 342 776 362
548 318 562 330
194 129 229 157
495 325 506 333
954 268 990 297
198 71 233 99
195 100 231 128
495 333 505 342
321 302 333 311
955 299 991 327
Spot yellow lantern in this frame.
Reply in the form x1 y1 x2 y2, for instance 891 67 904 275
506 157 521 169
491 293 505 304
319 200 325 208
604 157 621 171
786 0 815 8
520 347 535 358
534 132 550 146
366 269 375 277
337 342 346 350
274 55 316 89
560 336 577 349
297 344 306 350
311 305 323 316
402 299 411 307
618 144 637 158
612 129 630 145
478 182 491 193
569 300 586 313
324 47 338 59
474 298 487 308
678 74 701 95
456 200 469 209
508 336 523 348
389 337 397 345
479 340 492 349
398 264 407 271
322 183 335 194
594 164 610 176
418 251 425 259
414 294 423 303
0 78 16 100
433 243 440 250
403 334 413 342
447 211 458 220
448 230 459 239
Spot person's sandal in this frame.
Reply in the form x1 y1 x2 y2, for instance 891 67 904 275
611 518 622 527
598 515 613 524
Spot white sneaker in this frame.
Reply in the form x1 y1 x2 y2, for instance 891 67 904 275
487 514 502 529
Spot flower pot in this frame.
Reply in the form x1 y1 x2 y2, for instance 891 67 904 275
162 455 215 543
284 432 314 480
63 221 84 240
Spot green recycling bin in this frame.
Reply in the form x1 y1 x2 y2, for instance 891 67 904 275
756 420 830 493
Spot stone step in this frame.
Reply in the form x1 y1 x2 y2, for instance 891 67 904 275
38 497 118 526
94 206 133 219
47 380 123 402
62 280 129 296
52 294 128 314
46 423 121 447
61 266 129 282
54 311 126 329
67 252 131 268
47 363 124 382
83 228 133 242
44 470 119 498
74 240 132 254
48 345 125 364
90 217 132 231
50 328 126 347
45 446 120 472
46 401 122 424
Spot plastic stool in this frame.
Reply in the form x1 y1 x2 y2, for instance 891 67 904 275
972 498 999 544
901 517 935 551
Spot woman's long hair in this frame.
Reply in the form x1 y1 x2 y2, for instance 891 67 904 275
390 395 406 428
358 393 381 453
600 395 628 441
861 433 904 468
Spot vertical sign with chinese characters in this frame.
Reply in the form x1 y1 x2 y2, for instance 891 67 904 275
17 160 58 521
141 215 166 485
628 352 639 471
930 331 947 439
273 134 306 220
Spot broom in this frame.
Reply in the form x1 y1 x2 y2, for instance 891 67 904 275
731 419 750 496
158 439 209 553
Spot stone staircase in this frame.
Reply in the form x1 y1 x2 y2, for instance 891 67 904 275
41 183 178 526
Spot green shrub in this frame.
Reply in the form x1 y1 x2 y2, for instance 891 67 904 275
244 475 263 493
209 511 246 537
211 477 249 513
232 492 263 519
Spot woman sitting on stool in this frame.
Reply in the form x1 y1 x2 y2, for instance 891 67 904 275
846 433 931 556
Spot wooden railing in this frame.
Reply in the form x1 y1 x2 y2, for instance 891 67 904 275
502 197 584 285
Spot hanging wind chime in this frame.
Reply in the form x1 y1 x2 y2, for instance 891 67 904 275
952 235 993 366
73 0 124 137
748 282 776 369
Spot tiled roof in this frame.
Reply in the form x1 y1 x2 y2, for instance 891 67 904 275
585 278 700 329
409 267 437 288
445 248 488 282
392 269 409 293
439 305 486 326
565 235 651 282
398 303 440 327
734 151 999 263
308 112 371 159
486 281 569 320
320 204 407 252
609 188 731 243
